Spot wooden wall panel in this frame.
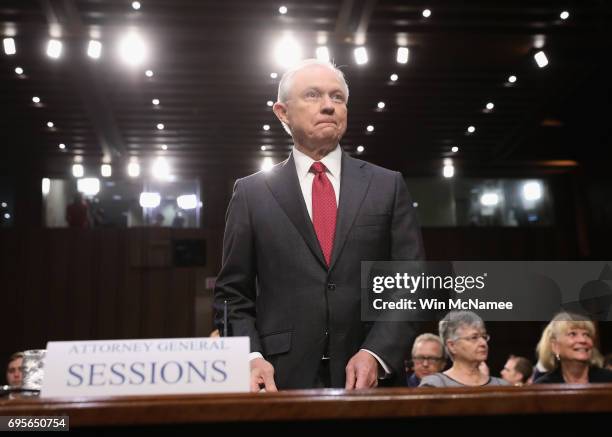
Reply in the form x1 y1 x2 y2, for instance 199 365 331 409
43 230 69 342
1 226 609 386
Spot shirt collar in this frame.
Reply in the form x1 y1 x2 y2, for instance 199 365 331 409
292 144 342 181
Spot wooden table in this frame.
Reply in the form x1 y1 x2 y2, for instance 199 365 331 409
2 384 611 431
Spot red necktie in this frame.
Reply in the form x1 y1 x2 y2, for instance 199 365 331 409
311 162 337 266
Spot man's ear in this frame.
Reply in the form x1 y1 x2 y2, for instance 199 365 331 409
272 102 289 126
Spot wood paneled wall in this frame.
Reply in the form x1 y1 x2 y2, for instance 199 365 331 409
1 226 609 384
0 228 209 370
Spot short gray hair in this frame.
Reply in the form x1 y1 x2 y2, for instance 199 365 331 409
438 311 485 359
411 333 444 357
277 58 349 104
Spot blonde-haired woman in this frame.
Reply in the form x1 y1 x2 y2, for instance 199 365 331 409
534 312 612 384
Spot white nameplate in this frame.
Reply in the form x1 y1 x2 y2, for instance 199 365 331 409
41 337 249 398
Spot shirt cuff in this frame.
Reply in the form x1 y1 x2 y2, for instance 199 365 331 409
360 349 392 379
249 352 264 361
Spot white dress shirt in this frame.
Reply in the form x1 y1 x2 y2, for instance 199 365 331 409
248 145 391 378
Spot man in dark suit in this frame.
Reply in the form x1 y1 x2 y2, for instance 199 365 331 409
214 59 424 391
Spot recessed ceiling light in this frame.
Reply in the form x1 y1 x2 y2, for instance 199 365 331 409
260 145 267 151
451 146 459 153
101 164 112 177
132 1 141 10
152 98 160 105
279 6 288 15
560 11 569 20
443 161 454 178
15 66 24 75
396 47 409 64
46 39 62 58
161 144 168 150
72 164 84 178
128 162 141 177
58 143 66 150
32 96 41 104
390 73 398 82
267 100 274 107
366 125 374 132
145 69 154 77
263 124 270 131
356 145 365 153
118 32 147 66
156 123 165 130
274 35 302 69
467 126 476 133
87 40 102 59
422 9 432 18
534 51 549 68
508 75 517 83
354 47 368 65
377 101 385 109
486 102 495 110
47 121 54 128
3 37 16 55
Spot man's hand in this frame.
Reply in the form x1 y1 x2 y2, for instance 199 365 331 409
250 357 278 392
345 350 379 389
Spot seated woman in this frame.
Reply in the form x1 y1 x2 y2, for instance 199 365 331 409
534 312 612 384
419 311 509 387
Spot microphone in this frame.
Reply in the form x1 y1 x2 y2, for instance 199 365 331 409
223 300 228 337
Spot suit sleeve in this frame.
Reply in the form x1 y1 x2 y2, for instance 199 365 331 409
360 171 425 374
213 179 263 353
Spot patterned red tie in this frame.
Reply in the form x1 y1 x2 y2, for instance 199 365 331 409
310 162 337 266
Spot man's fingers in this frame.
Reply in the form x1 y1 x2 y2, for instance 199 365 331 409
250 358 277 392
250 373 263 392
263 372 278 392
345 362 356 389
355 368 369 389
355 367 377 389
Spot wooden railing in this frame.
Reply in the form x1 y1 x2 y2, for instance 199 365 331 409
2 385 612 429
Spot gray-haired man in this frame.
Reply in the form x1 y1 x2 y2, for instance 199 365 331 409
214 59 424 391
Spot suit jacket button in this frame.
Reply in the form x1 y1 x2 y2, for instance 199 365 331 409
327 283 336 291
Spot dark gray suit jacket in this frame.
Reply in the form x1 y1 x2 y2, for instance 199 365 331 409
214 151 424 389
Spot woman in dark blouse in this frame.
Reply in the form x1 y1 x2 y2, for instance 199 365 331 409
534 312 612 384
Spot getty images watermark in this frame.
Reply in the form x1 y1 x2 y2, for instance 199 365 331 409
361 261 612 321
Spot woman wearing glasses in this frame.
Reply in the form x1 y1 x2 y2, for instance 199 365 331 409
419 311 509 387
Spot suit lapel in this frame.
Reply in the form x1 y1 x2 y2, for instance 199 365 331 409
265 154 327 269
329 152 373 271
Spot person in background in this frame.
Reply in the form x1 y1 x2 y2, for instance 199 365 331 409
406 333 446 387
152 212 165 227
501 355 533 386
65 192 90 228
419 311 509 387
5 352 24 387
534 312 612 384
604 353 612 370
172 211 186 228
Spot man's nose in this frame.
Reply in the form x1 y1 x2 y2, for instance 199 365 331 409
320 96 335 114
